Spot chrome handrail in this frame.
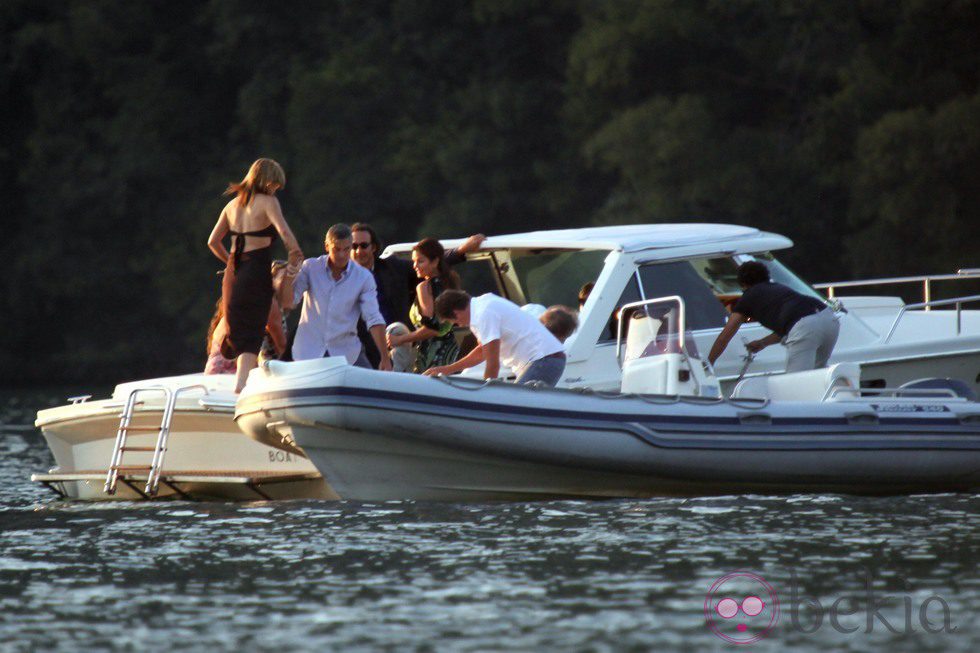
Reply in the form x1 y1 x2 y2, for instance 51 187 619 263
814 269 980 311
881 294 980 343
615 295 702 396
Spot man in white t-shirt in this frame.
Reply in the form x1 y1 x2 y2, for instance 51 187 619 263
425 290 566 387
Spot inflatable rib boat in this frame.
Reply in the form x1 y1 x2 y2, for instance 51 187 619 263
235 350 980 501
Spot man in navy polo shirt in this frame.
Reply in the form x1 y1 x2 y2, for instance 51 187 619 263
708 261 839 372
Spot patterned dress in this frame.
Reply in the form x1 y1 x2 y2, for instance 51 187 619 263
410 277 460 373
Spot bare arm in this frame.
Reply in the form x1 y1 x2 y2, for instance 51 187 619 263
746 332 781 353
389 325 437 346
265 301 287 355
207 208 231 264
264 196 303 266
388 281 437 346
480 339 500 379
708 313 746 365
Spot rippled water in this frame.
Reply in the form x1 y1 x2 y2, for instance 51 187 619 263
1 389 977 651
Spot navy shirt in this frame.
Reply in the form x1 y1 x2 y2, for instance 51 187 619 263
732 282 827 337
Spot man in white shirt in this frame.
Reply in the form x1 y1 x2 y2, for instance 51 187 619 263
425 290 566 386
282 224 392 370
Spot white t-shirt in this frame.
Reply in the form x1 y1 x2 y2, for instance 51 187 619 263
468 294 564 371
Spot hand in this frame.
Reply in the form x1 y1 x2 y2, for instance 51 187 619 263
745 339 768 353
459 234 486 254
386 331 404 348
288 248 304 267
378 356 393 372
423 366 449 377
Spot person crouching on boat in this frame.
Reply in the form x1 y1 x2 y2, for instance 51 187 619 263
707 261 839 372
426 290 567 387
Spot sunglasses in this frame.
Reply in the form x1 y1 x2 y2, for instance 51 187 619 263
351 243 373 250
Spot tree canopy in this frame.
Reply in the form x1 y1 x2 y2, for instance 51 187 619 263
3 0 979 384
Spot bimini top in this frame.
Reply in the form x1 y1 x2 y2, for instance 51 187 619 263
385 223 791 255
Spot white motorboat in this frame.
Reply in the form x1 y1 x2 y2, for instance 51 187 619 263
235 296 980 502
382 223 980 394
33 373 335 501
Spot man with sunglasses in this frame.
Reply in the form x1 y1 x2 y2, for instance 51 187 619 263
351 223 485 368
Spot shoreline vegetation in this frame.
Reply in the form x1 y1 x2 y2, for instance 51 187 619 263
3 1 979 384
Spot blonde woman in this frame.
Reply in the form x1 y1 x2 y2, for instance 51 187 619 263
207 158 303 392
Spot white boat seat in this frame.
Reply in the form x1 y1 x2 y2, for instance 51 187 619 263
112 373 235 399
731 363 861 402
263 356 348 378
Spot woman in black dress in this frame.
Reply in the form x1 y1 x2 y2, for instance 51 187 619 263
207 158 303 392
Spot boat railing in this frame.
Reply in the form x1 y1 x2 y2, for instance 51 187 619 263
615 295 703 396
813 269 980 311
878 294 980 343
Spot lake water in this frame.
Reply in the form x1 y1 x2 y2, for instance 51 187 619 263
1 389 977 651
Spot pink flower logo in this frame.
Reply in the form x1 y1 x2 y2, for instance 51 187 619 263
705 571 780 644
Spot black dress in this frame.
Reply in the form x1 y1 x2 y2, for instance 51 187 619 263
220 225 277 358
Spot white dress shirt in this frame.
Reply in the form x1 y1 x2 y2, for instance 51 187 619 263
292 257 384 363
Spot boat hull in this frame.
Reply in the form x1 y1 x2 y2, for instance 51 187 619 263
237 362 980 501
35 376 335 501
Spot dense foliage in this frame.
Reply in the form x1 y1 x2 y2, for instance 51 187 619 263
3 0 979 384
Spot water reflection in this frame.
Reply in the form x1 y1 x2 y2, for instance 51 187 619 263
0 391 976 651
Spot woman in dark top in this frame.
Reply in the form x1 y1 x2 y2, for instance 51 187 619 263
385 238 461 373
708 261 838 373
207 158 303 392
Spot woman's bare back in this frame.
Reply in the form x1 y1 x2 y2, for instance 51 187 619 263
224 194 276 252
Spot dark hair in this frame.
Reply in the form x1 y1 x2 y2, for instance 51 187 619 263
206 298 224 351
326 223 352 243
435 289 471 320
737 261 770 286
578 281 595 307
351 222 382 251
541 306 578 342
413 237 460 290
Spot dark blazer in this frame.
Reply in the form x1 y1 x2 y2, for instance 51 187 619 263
358 249 465 368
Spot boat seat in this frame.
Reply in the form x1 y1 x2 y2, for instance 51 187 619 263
263 356 348 378
731 363 861 402
112 373 235 399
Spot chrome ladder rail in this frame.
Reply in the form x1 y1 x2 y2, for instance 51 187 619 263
104 386 170 496
103 384 209 497
144 384 209 496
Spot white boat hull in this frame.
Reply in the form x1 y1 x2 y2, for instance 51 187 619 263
34 374 335 501
236 360 980 501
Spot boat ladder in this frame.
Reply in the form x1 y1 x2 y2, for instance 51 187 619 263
103 384 209 497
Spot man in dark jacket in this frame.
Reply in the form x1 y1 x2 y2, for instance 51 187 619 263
351 223 485 368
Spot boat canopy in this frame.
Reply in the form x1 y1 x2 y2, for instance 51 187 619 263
384 223 792 256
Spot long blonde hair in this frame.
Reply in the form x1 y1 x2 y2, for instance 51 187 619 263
224 158 286 207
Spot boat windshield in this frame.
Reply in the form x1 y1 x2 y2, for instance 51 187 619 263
740 252 827 301
636 251 827 331
622 298 700 362
506 249 608 308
